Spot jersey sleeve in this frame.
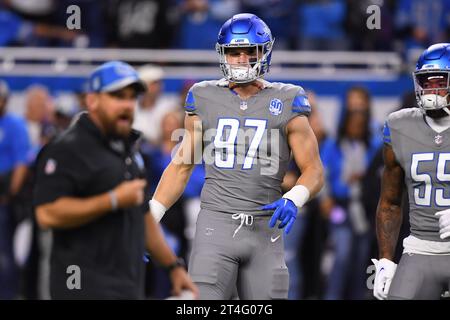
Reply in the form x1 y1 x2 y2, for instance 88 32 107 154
184 82 208 122
383 110 406 165
282 86 311 133
184 89 197 116
291 88 311 117
33 142 84 206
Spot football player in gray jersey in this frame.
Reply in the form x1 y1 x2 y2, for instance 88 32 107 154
148 13 324 299
373 43 450 300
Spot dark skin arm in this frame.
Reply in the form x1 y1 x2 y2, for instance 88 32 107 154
376 144 405 260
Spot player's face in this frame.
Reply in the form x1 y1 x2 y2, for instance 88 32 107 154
422 77 448 98
225 47 260 66
97 86 138 138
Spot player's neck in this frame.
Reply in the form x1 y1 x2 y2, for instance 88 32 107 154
425 114 450 133
229 80 263 99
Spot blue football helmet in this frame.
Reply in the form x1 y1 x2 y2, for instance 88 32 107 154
413 43 450 115
216 13 274 83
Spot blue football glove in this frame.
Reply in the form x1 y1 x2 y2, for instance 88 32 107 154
262 198 298 234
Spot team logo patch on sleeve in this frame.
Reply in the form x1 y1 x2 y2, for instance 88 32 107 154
269 98 283 116
45 158 57 175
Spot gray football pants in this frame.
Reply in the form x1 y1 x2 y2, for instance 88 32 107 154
388 253 450 300
188 209 289 300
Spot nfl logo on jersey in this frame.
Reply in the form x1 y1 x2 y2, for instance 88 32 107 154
269 98 283 116
435 134 443 145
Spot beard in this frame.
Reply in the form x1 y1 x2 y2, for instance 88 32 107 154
98 108 134 139
425 108 449 119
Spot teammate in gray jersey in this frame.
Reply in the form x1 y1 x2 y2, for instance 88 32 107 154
373 43 450 300
148 13 324 299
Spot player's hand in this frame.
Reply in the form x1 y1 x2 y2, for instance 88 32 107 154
169 267 199 299
114 179 147 208
262 198 298 234
371 258 397 300
435 209 450 239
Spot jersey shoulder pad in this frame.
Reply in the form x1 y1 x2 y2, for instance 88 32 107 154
184 80 220 114
386 108 422 130
271 82 311 115
291 85 310 115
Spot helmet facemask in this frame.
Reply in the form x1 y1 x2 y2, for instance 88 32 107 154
216 40 274 84
413 70 450 117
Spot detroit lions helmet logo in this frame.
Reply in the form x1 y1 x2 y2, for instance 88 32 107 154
269 98 283 116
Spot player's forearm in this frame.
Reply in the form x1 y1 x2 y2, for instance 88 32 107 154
152 161 195 209
376 199 403 260
36 193 112 229
145 213 177 267
295 163 324 199
376 145 404 260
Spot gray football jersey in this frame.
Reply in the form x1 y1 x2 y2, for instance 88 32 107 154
385 108 450 242
184 79 311 215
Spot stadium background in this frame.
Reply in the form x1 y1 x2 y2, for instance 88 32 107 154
0 0 449 300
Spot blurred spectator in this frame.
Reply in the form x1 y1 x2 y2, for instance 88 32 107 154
24 85 54 150
395 0 450 52
320 86 382 299
296 0 348 51
52 94 81 136
344 84 382 135
20 86 55 300
0 80 31 299
106 0 177 48
133 65 179 145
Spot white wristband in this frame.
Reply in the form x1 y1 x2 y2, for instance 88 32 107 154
109 190 118 211
282 185 310 208
149 199 167 223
